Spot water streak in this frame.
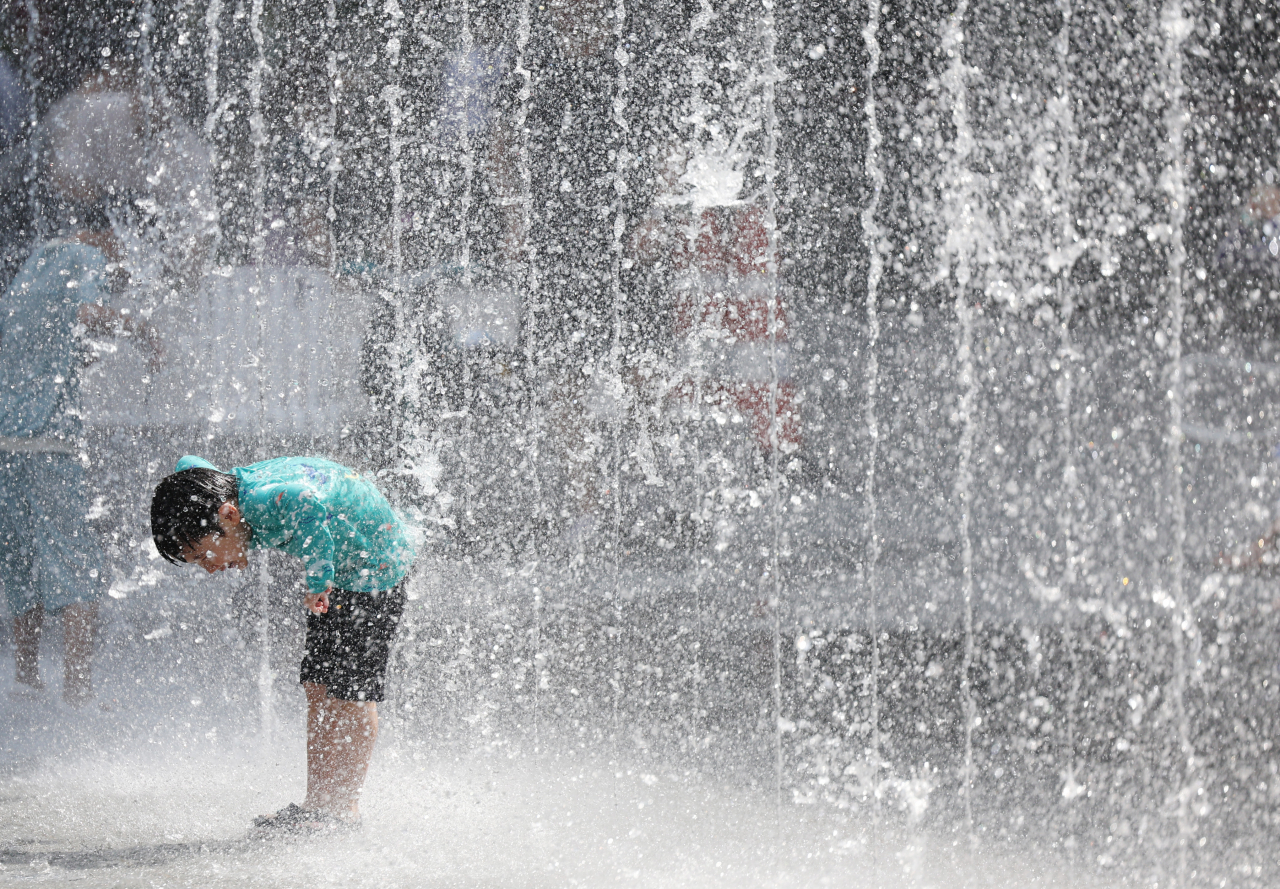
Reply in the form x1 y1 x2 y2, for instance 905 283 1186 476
138 1 156 156
325 0 340 275
382 1 414 480
608 0 629 753
248 0 267 268
1049 0 1085 850
512 0 544 751
247 0 273 742
757 0 784 819
458 4 475 288
385 5 404 296
859 0 884 807
683 3 713 754
1157 0 1194 880
939 0 978 833
203 0 222 142
200 0 224 430
1050 1 1079 597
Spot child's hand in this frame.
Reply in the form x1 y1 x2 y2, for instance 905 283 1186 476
304 591 330 615
139 323 165 372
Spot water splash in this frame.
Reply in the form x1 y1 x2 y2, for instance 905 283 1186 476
1050 0 1080 597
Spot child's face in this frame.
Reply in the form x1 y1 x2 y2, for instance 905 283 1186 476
181 504 250 573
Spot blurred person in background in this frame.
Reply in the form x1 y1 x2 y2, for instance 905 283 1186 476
1214 176 1280 284
40 66 216 293
631 144 800 463
0 28 213 703
1 201 162 706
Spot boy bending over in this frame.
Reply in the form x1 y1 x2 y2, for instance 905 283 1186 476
150 455 416 831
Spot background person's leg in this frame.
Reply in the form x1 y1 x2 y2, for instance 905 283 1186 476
0 455 39 689
27 455 106 704
61 600 97 705
13 602 43 689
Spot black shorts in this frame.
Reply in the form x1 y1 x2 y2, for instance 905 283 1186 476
298 582 407 702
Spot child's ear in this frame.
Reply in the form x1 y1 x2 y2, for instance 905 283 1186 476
218 502 242 525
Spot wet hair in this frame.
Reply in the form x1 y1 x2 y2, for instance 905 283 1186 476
150 468 242 565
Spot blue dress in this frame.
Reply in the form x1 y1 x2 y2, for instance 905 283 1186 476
0 241 111 615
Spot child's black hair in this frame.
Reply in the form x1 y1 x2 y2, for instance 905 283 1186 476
150 468 242 564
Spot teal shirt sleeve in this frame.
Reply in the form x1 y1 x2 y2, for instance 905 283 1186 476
234 457 416 593
248 481 337 595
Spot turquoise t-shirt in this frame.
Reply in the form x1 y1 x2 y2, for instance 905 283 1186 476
0 241 110 438
176 455 416 595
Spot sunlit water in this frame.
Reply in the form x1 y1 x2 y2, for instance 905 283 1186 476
0 634 1120 889
3 0 1280 885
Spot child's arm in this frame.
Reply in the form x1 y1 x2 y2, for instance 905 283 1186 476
256 482 338 605
77 304 164 371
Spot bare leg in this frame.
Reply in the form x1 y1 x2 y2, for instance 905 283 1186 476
61 601 97 706
14 603 44 690
302 681 379 819
303 682 330 808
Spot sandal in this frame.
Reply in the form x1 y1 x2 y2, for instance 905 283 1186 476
252 803 360 835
